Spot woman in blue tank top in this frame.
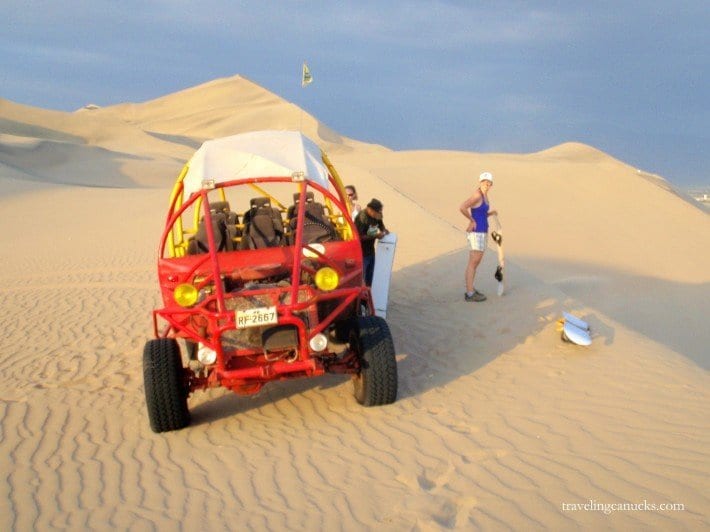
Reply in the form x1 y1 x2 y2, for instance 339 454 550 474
470 201 490 234
458 172 498 302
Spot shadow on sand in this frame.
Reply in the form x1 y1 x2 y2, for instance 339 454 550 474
186 248 563 425
521 257 709 369
188 374 346 427
184 245 708 425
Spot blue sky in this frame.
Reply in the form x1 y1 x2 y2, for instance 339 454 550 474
2 1 708 187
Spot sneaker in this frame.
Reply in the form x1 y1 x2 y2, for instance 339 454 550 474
464 291 487 302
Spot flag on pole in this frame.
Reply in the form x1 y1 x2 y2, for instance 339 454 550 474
301 61 313 88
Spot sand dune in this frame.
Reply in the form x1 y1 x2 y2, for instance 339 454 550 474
100 75 387 154
0 78 708 530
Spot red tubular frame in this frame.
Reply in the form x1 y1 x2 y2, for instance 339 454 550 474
152 175 369 393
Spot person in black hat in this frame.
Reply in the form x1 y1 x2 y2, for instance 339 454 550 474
355 198 389 286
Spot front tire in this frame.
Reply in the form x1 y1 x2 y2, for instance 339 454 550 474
352 316 398 406
143 338 190 433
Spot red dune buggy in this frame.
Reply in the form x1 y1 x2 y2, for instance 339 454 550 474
143 131 397 432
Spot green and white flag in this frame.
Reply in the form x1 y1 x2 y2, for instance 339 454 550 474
301 62 313 87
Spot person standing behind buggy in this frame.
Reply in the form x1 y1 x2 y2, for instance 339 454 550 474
355 198 389 286
345 184 362 218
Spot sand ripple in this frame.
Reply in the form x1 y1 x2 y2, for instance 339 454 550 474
1 178 707 530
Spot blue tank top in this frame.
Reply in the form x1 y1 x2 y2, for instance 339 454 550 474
470 201 489 233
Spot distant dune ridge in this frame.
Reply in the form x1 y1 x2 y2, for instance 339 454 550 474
1 75 708 530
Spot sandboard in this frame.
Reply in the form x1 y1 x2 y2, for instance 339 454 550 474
557 313 592 345
562 311 589 331
490 214 505 296
371 232 397 318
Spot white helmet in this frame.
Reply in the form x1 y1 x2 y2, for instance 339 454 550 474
479 171 493 183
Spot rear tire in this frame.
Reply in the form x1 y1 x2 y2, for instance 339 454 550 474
143 338 190 433
352 316 398 406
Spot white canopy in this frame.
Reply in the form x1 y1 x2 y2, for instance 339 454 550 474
181 130 330 198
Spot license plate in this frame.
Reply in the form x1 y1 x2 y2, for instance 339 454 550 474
235 306 278 329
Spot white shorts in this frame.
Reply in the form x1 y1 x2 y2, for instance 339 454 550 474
467 232 487 252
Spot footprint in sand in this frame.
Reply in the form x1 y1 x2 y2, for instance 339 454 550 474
432 496 478 529
416 461 456 492
417 474 436 491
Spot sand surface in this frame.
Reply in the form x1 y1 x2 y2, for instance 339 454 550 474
1 76 708 530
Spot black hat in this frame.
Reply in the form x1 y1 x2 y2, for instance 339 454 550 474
367 198 383 214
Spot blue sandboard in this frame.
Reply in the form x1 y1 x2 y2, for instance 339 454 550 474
371 232 397 318
557 312 592 345
562 321 592 346
563 312 589 331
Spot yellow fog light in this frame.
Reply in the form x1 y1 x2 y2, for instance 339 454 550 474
174 283 198 307
314 267 339 291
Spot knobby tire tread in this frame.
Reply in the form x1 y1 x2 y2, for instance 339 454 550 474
143 339 190 433
355 316 398 406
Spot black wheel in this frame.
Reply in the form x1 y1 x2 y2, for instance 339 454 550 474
352 316 398 406
143 338 190 433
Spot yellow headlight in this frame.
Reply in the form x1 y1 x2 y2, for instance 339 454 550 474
174 283 199 307
314 267 339 291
